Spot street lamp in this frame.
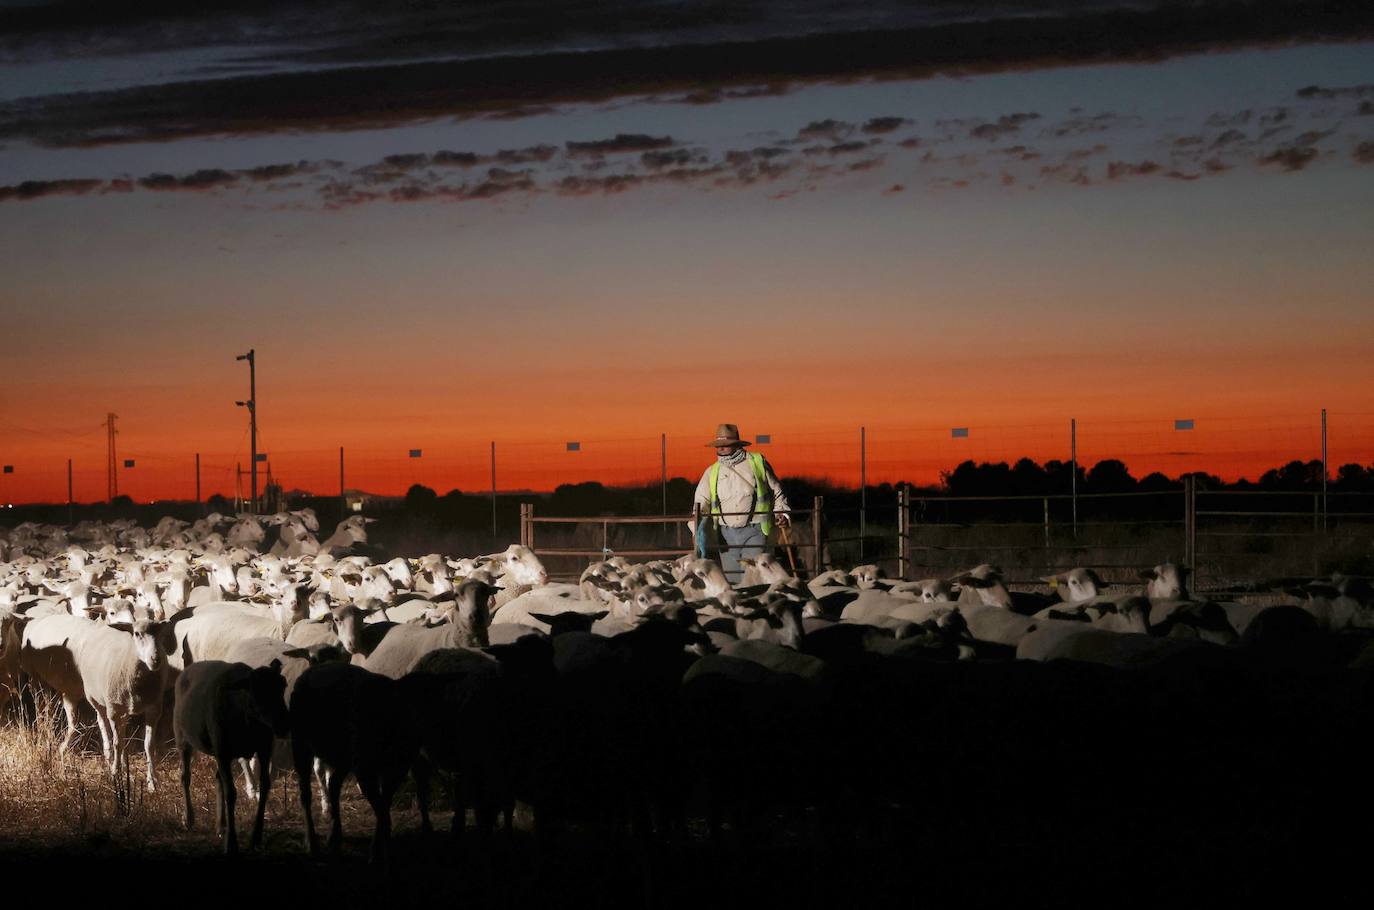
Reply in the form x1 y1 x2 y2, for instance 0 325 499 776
236 349 257 513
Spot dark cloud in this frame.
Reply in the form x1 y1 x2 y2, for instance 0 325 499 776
970 112 1039 140
1106 160 1162 180
1258 146 1319 171
495 145 559 165
651 165 728 185
798 119 853 140
138 168 239 190
1206 110 1252 128
1066 144 1107 161
556 174 645 195
641 148 705 170
847 157 885 172
897 137 921 149
1172 135 1203 148
565 134 673 156
1292 128 1335 146
675 84 790 105
1295 83 1374 100
1353 142 1374 164
1210 128 1247 148
827 140 869 155
1039 162 1092 186
861 116 909 134
883 184 905 195
432 150 482 167
724 145 791 164
240 160 332 181
4 4 1370 148
1049 111 1121 138
0 177 103 203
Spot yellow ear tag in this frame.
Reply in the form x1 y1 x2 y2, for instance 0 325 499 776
1048 577 1058 591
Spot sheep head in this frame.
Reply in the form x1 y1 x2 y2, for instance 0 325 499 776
1141 563 1190 601
1042 568 1107 603
238 661 291 735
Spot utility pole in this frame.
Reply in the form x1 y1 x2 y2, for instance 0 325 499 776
235 349 257 513
1070 418 1078 538
1321 408 1328 533
105 412 118 501
859 426 867 560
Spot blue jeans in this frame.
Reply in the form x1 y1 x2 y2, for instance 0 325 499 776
718 524 766 585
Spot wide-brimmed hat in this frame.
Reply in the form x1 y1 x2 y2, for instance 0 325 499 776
706 423 751 447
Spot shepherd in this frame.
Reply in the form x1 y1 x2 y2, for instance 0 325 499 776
689 424 791 583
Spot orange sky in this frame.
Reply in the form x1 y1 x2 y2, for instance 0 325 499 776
3 44 1372 504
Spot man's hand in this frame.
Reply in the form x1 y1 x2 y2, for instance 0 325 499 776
775 513 790 528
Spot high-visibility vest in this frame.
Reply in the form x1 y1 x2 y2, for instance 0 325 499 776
709 452 773 536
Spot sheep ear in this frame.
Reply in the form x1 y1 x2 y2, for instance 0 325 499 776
739 558 756 567
528 612 557 625
267 658 283 672
1086 570 1107 587
281 647 311 660
108 622 133 634
1138 568 1158 581
590 611 609 622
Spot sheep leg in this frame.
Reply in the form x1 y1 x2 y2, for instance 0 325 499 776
58 695 81 756
92 703 114 768
314 759 330 815
216 756 239 855
326 767 345 854
238 757 259 800
293 744 319 856
250 745 271 850
142 718 158 792
107 706 130 782
412 755 434 837
180 746 195 830
358 772 390 868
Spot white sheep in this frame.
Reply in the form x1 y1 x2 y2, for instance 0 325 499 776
171 586 311 667
20 613 175 788
362 579 495 679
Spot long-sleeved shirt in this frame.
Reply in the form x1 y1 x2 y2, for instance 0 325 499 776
692 453 790 529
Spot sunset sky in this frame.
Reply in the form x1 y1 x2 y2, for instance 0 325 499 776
2 1 1372 503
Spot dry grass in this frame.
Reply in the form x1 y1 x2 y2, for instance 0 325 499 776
0 685 418 856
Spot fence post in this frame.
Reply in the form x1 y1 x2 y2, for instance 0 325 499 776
1183 475 1196 574
896 484 909 581
67 459 73 525
812 495 825 573
519 503 529 549
859 426 866 561
692 503 702 557
1070 418 1078 539
490 442 497 543
1043 496 1050 550
1320 408 1327 533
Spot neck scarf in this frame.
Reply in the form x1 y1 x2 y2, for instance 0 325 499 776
718 448 748 467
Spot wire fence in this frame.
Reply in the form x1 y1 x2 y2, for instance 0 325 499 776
0 410 1371 506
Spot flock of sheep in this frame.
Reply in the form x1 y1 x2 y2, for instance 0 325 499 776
2 508 1372 869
